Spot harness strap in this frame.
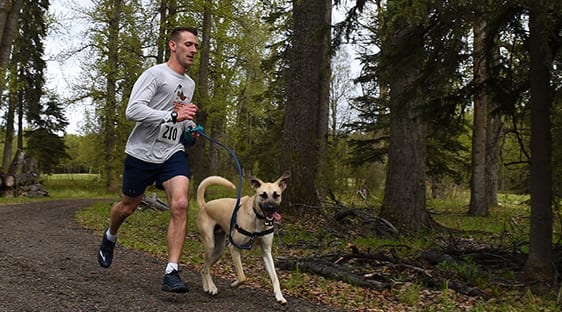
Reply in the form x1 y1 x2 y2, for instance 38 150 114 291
234 224 274 238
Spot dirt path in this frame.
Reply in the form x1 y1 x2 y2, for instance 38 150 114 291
0 199 342 311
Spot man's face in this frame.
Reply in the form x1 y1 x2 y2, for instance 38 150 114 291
171 31 199 68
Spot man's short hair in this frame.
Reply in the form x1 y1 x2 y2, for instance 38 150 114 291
170 26 198 42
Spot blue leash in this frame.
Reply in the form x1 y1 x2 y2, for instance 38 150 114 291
185 125 252 250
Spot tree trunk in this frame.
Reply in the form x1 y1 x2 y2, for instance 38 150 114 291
281 0 331 212
7 148 24 174
2 94 15 169
203 8 226 177
0 0 23 170
157 1 167 64
157 0 177 64
380 19 434 232
209 121 223 175
103 0 121 193
189 0 211 182
469 17 489 216
485 112 502 207
525 0 553 285
0 0 9 43
0 0 21 72
315 1 331 197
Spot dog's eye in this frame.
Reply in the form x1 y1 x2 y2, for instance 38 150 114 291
272 192 280 199
259 193 268 199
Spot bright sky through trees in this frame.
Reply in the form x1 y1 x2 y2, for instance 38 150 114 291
44 0 361 134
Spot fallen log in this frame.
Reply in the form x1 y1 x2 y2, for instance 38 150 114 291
3 174 15 188
278 244 492 299
276 256 389 289
15 173 41 186
18 183 49 197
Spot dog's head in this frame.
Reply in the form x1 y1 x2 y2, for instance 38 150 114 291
250 172 290 222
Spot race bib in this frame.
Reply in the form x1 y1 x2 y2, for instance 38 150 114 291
157 122 182 145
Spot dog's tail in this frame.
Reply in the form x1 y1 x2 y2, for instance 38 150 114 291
197 176 236 207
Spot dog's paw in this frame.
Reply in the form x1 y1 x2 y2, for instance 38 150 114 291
201 275 218 295
205 284 218 295
201 272 210 292
276 295 287 305
230 279 245 288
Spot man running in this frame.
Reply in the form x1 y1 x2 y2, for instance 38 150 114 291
98 26 200 293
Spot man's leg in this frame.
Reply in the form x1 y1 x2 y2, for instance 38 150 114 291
163 175 190 263
161 175 190 293
98 195 143 268
109 195 144 235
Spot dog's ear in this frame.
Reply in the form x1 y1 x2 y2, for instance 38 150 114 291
250 176 264 190
275 172 290 191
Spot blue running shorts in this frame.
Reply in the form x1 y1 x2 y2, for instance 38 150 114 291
121 151 190 198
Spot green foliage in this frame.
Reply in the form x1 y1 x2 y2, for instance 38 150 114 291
25 127 69 173
3 0 52 171
394 282 422 306
70 0 151 188
12 0 49 122
333 0 560 202
339 0 478 193
60 134 102 173
198 0 283 178
24 94 70 173
437 258 489 288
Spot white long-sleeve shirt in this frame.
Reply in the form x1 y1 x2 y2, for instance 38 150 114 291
124 63 196 163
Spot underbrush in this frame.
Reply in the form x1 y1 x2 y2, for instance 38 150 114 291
74 186 560 311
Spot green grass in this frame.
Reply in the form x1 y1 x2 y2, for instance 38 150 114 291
42 173 109 198
18 175 561 311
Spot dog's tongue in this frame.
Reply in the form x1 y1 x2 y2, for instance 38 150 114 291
272 212 281 221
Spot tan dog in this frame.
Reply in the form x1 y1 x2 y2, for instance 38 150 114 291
196 173 290 304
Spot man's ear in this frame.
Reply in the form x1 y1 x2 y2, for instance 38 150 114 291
168 39 176 52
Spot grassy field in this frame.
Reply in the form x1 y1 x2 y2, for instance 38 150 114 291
16 174 561 311
42 173 110 199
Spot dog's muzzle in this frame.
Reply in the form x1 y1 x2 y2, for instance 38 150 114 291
259 202 281 222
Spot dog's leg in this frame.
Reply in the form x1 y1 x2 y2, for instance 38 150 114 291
229 244 247 288
200 229 220 295
210 230 227 264
259 237 287 304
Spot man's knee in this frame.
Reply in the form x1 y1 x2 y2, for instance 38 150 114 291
169 197 188 216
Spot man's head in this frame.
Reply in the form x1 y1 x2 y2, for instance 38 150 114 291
168 26 199 70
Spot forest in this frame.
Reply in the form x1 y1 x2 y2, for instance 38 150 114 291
0 0 561 308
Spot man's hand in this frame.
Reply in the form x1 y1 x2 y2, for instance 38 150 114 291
174 102 198 121
183 124 203 146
